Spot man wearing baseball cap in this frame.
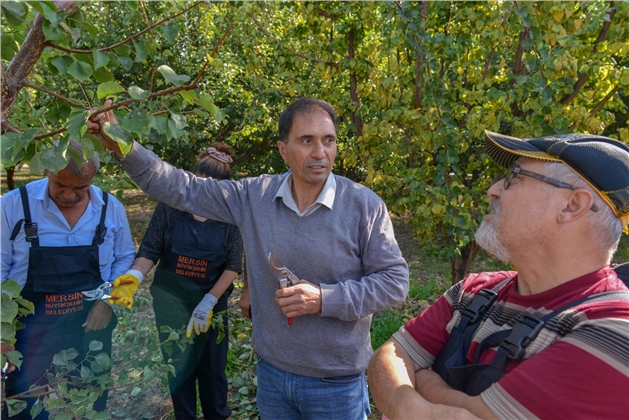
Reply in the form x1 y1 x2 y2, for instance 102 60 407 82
368 131 629 419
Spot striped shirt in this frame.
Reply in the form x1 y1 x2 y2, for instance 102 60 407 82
394 268 629 419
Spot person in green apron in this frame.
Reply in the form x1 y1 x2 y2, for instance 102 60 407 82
111 142 243 420
1 139 136 419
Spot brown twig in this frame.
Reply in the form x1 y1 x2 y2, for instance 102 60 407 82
247 13 338 68
32 23 234 141
23 81 84 108
48 2 202 54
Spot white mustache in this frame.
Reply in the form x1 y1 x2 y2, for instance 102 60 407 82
55 195 80 204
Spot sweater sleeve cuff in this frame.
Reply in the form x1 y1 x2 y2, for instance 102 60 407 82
319 282 339 317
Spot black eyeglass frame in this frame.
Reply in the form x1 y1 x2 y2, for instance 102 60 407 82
502 165 599 211
503 166 577 190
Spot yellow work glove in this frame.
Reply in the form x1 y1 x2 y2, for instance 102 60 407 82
186 294 218 337
108 269 142 309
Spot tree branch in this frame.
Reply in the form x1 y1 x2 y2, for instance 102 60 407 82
247 12 339 68
2 2 81 126
569 86 619 130
23 82 84 107
48 2 202 54
560 2 617 105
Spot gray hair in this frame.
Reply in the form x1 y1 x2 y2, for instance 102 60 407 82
64 139 100 177
543 161 622 262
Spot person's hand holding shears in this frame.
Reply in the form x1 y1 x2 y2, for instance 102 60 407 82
269 251 322 325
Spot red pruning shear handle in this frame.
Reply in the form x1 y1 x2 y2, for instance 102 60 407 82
268 251 299 325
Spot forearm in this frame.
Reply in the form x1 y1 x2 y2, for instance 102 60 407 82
130 257 155 278
368 339 485 420
414 366 497 419
208 270 238 299
368 339 431 418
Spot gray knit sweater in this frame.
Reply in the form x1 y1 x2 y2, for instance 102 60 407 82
122 142 409 377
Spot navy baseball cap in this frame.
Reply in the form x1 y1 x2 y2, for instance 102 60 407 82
484 130 629 229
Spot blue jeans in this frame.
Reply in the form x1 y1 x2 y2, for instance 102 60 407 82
256 356 370 420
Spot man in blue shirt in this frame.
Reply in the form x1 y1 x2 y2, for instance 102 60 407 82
1 139 136 419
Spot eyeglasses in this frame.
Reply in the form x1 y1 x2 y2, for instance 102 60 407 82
503 166 576 190
502 166 599 211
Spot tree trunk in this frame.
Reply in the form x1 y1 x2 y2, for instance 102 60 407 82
1 2 81 127
450 241 481 285
6 166 15 190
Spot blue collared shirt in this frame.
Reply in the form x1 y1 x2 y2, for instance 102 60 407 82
1 178 136 289
274 173 336 216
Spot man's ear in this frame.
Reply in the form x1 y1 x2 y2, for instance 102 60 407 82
558 189 595 224
277 141 286 161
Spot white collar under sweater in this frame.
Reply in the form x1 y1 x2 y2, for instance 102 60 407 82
274 173 336 217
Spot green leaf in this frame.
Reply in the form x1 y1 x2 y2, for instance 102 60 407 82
13 130 38 162
42 19 66 41
103 122 133 155
67 60 93 82
80 20 98 39
130 387 142 397
178 90 197 105
121 109 151 136
150 115 168 135
169 112 187 130
1 298 18 323
168 119 184 139
128 85 151 100
49 55 74 74
30 400 43 419
92 49 110 69
157 65 190 87
93 67 113 83
28 153 44 175
199 94 219 118
66 110 89 140
83 133 106 156
134 41 148 62
80 365 93 380
1 321 16 343
95 352 111 368
97 81 124 99
44 10 66 27
161 23 179 43
1 132 21 167
1 2 29 26
1 280 21 298
118 55 133 71
6 399 28 417
40 146 69 174
89 340 103 351
5 350 23 369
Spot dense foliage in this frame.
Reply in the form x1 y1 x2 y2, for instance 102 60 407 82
2 1 627 279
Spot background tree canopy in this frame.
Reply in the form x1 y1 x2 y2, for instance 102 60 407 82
2 0 628 282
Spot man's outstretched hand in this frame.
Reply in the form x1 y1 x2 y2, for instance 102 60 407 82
87 99 124 158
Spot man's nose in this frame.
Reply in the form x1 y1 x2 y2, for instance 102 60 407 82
487 180 503 198
311 140 326 158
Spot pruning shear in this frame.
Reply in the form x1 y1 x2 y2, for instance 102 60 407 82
82 279 134 301
268 251 299 325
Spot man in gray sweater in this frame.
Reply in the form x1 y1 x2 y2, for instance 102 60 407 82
89 97 409 419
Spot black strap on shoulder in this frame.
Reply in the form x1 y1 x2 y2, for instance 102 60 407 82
9 186 39 247
92 190 109 245
613 263 629 287
486 290 629 369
